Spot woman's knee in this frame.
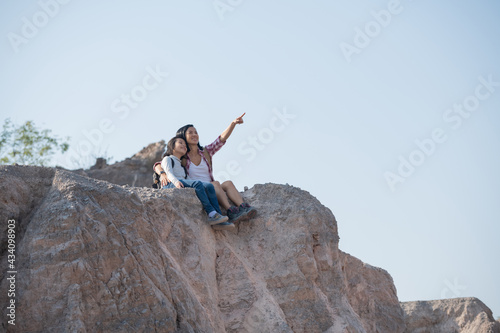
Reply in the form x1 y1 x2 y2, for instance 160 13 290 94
221 180 235 190
211 181 222 191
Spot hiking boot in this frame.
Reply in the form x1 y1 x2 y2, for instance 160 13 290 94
207 212 229 225
240 203 257 219
227 205 247 223
212 222 235 231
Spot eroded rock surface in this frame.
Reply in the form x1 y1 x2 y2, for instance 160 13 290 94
401 298 500 333
81 141 165 188
340 251 405 333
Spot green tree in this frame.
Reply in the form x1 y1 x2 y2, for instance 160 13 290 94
0 118 70 166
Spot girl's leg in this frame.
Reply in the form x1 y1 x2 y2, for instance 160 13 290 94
180 179 216 215
221 180 244 207
212 181 231 210
202 182 222 215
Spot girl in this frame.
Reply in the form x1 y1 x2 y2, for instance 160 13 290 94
161 136 234 231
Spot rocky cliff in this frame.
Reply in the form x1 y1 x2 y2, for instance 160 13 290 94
401 298 500 333
0 165 404 332
0 151 498 332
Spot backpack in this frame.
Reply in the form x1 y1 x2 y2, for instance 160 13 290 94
152 157 188 189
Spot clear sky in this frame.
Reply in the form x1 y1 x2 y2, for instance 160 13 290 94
2 0 499 318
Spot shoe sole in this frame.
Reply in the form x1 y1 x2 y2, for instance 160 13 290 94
208 215 229 225
243 207 257 220
212 223 235 231
228 213 247 223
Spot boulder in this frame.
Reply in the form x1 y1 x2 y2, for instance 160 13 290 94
82 141 165 188
401 298 500 333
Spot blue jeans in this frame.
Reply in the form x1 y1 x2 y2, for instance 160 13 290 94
163 179 222 215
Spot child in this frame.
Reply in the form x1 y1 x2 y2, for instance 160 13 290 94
162 136 234 231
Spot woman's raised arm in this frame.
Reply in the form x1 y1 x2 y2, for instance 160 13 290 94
220 113 245 142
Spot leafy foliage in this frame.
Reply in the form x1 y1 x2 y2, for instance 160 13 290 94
0 118 70 166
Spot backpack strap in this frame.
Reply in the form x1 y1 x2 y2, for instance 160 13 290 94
152 172 161 189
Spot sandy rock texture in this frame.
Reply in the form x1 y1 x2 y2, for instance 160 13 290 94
340 252 405 333
0 165 404 332
401 298 500 333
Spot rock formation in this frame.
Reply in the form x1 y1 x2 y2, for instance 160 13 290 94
79 141 166 188
0 145 498 332
1 165 405 332
401 298 500 333
340 252 405 332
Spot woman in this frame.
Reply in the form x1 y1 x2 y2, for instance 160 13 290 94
161 136 235 231
176 113 256 222
154 114 256 223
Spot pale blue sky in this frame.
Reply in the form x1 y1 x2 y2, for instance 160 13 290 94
2 0 499 317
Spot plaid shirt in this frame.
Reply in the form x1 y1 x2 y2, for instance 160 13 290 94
184 135 225 181
153 135 225 182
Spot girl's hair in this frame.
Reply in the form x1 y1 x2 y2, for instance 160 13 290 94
176 124 203 153
163 136 186 158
